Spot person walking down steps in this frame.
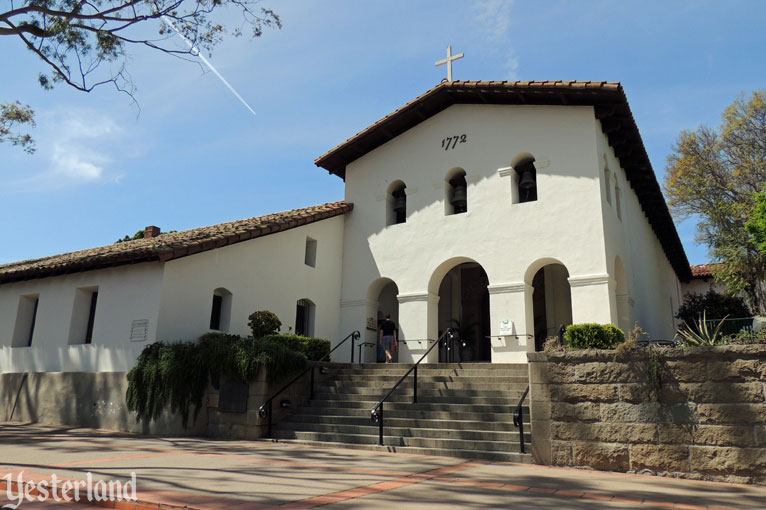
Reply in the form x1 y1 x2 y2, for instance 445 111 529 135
379 314 398 363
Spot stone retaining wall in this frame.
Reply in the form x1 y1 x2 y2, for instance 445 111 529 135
528 345 766 484
0 365 323 440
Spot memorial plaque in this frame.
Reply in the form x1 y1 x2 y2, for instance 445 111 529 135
218 380 249 413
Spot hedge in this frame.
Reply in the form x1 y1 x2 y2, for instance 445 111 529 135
564 323 625 350
262 334 331 361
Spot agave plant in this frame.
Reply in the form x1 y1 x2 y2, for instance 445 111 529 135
675 311 729 347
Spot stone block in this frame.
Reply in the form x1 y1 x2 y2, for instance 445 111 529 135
550 440 573 465
574 362 635 383
548 363 577 383
531 419 551 439
550 402 600 421
706 359 766 382
556 384 619 403
530 383 556 402
618 383 651 403
693 425 756 447
665 360 707 383
532 438 551 465
689 446 766 477
572 442 629 471
680 382 765 403
601 402 697 424
528 362 551 384
755 425 766 446
629 444 689 473
552 422 657 443
529 400 551 421
697 403 766 424
658 423 694 444
207 393 219 408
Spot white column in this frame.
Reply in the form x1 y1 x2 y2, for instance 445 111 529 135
567 274 616 325
397 292 439 363
487 282 534 364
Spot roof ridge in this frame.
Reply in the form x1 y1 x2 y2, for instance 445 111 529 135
0 201 353 284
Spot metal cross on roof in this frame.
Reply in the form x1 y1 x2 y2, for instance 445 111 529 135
435 45 464 82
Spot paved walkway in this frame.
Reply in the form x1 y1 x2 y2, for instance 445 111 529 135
0 423 764 509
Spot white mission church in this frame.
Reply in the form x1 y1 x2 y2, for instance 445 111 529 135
0 79 703 373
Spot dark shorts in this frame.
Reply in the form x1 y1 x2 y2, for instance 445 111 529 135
381 335 395 351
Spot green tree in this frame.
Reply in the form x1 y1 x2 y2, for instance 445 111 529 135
746 190 766 253
1 0 280 151
0 101 35 153
665 91 766 313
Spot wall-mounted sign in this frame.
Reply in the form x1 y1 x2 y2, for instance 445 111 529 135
366 317 378 331
498 319 514 336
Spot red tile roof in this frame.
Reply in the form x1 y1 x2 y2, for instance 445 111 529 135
0 201 353 284
314 80 692 282
691 263 718 279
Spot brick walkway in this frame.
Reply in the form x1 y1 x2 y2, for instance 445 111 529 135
1 423 764 509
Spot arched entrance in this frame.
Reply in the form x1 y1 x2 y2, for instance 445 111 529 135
433 260 491 362
528 261 573 351
366 278 399 363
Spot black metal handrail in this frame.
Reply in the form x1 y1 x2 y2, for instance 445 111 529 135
513 385 530 454
370 328 454 446
258 330 361 437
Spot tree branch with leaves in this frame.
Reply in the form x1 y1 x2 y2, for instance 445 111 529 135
0 0 280 152
664 91 766 313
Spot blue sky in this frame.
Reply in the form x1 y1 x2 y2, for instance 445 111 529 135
1 0 764 265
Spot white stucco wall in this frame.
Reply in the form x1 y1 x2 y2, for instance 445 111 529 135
156 216 344 345
594 123 683 341
0 263 164 372
0 216 345 373
339 104 614 363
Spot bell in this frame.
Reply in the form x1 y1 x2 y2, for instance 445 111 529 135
451 183 467 210
519 169 536 189
393 193 406 214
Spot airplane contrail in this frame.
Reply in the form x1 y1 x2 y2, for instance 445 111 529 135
162 16 257 116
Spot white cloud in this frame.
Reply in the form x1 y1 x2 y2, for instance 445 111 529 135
51 144 108 180
472 0 520 79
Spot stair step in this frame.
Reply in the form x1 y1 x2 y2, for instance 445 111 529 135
320 382 529 393
288 406 529 422
297 399 520 414
272 430 530 452
331 375 530 384
269 362 532 463
282 414 528 430
262 438 533 463
276 423 523 441
312 392 519 405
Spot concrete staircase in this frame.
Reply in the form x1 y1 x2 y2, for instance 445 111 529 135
270 363 532 462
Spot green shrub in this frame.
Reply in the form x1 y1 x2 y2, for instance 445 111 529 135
127 331 307 427
262 334 331 361
676 290 750 326
248 310 282 339
565 323 625 350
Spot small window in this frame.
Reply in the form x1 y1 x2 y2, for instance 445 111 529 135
210 288 232 331
387 181 407 225
295 298 315 337
11 294 39 348
68 287 98 345
615 182 622 221
445 168 468 215
604 167 612 205
305 237 317 267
